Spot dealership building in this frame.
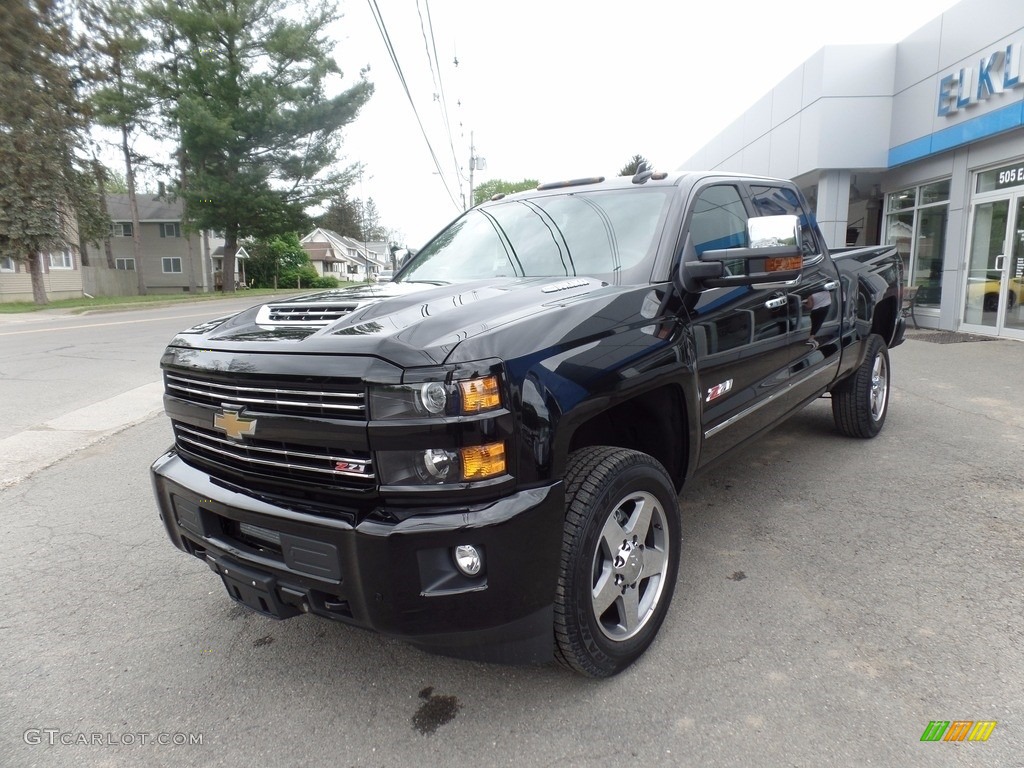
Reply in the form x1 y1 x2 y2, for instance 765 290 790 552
681 0 1024 340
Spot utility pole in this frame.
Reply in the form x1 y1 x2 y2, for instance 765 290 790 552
468 131 474 211
467 132 485 210
360 171 373 281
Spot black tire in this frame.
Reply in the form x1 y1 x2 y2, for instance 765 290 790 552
983 293 999 312
831 334 890 438
554 446 681 678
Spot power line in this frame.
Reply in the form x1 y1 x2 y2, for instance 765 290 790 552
421 0 464 206
366 0 461 212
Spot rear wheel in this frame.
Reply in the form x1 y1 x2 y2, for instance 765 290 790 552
554 446 681 678
832 334 890 438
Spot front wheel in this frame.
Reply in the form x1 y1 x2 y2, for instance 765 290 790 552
831 334 890 438
554 447 681 678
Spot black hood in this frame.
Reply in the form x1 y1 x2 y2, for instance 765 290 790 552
167 277 661 368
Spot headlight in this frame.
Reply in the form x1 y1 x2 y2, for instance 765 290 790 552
376 442 507 485
369 374 502 419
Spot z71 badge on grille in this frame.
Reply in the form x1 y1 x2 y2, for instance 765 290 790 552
213 409 257 440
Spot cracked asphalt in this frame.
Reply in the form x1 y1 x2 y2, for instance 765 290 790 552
1 313 1022 767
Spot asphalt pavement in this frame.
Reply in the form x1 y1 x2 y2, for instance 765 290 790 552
0 295 298 487
0 329 1022 767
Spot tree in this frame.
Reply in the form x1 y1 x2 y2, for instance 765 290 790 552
316 191 363 239
245 232 337 289
618 155 650 176
97 164 130 194
73 157 114 267
145 17 210 292
90 157 116 268
0 0 98 305
472 179 538 207
82 0 151 294
149 0 374 293
360 197 386 241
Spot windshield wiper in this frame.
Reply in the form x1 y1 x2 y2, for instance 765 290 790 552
402 280 450 286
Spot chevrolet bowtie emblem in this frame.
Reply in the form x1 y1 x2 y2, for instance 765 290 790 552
213 409 257 440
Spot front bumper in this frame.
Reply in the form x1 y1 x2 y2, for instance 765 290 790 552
151 449 563 664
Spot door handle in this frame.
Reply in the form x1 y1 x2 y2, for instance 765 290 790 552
823 281 838 291
994 254 1006 272
764 296 788 309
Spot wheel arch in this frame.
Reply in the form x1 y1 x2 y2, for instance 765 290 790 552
562 384 690 492
871 295 899 348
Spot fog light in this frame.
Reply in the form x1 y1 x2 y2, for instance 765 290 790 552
453 545 483 576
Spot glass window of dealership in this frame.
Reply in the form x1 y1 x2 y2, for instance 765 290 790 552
679 0 1024 340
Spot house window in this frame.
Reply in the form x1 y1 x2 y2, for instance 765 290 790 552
884 180 950 308
0 256 14 272
160 222 181 238
162 257 183 273
115 258 136 271
346 264 358 274
48 250 73 269
110 222 133 237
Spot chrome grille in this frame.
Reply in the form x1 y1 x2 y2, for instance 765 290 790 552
173 423 373 486
165 372 365 419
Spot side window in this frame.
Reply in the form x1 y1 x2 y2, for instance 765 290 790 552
690 185 791 355
749 185 820 257
690 185 748 256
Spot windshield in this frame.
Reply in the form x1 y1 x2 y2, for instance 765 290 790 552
400 189 671 284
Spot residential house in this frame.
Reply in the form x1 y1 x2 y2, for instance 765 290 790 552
0 245 84 303
300 228 389 282
0 210 84 303
210 245 251 289
104 194 224 294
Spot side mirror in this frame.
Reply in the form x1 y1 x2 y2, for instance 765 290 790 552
686 214 803 288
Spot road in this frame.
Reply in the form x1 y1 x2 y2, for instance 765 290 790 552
0 296 294 486
1 313 1022 767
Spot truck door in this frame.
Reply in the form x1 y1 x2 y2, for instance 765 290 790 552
684 183 795 466
747 184 843 405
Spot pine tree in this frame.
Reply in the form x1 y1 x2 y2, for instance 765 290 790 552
317 191 364 239
618 154 651 176
0 0 97 304
82 0 151 294
148 0 374 292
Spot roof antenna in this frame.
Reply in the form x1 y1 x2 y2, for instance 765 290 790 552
631 161 654 185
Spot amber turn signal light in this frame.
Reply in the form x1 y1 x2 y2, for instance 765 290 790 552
459 376 501 413
765 256 803 272
460 442 506 480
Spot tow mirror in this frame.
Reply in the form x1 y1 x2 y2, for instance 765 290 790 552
686 214 803 288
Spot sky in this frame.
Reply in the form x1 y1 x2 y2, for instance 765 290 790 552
326 0 964 247
109 0 964 248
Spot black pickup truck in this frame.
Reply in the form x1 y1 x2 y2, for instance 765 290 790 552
151 170 904 677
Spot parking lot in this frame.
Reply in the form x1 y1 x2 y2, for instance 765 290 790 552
1 328 1022 767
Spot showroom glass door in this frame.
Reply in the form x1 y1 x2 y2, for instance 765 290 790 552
962 198 1014 335
1003 196 1024 337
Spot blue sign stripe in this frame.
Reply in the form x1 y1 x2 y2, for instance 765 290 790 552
888 100 1024 167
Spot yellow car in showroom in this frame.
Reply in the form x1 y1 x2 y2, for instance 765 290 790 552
967 271 1022 311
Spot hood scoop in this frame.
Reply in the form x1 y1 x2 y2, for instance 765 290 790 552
256 303 359 327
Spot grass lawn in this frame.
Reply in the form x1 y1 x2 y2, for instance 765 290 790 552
0 285 359 314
